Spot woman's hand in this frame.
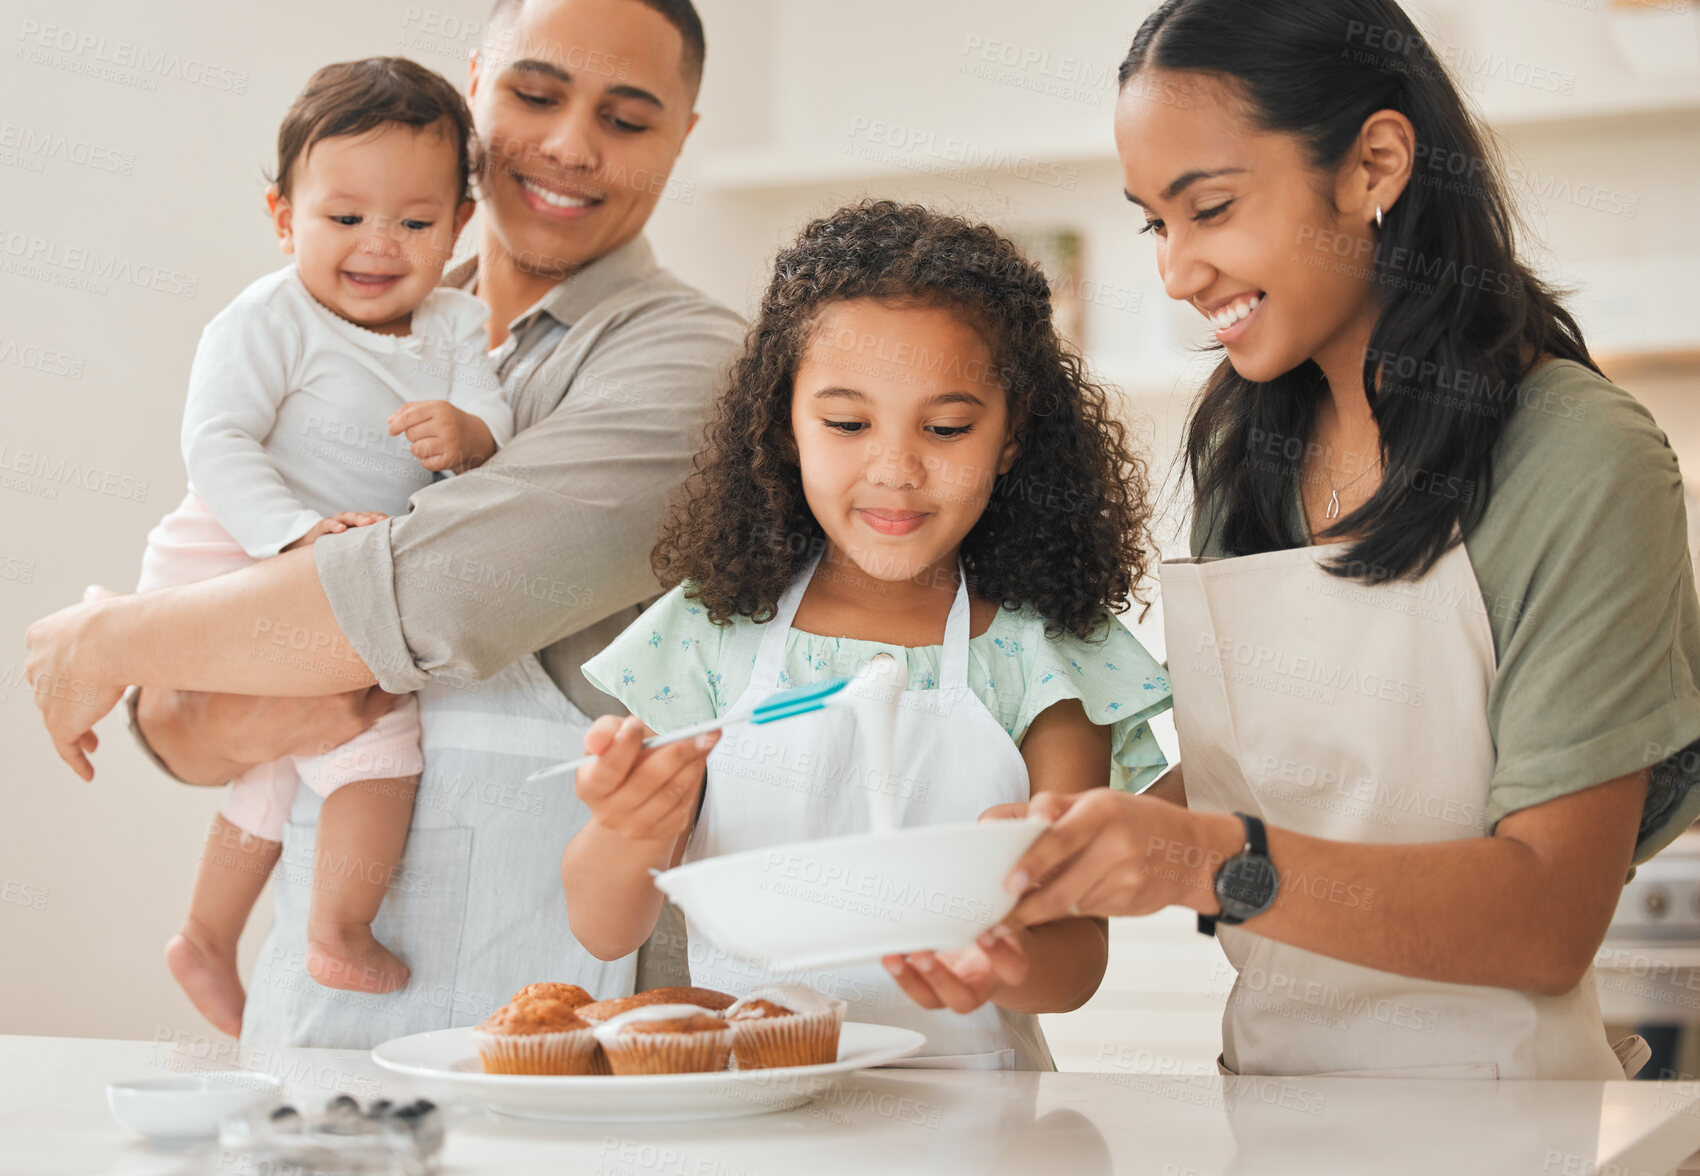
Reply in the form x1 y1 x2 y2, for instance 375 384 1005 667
882 923 1033 1014
23 588 126 781
574 714 719 844
997 789 1241 924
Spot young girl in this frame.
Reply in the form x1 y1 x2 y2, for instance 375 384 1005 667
136 57 512 1037
560 201 1174 1069
996 0 1700 1080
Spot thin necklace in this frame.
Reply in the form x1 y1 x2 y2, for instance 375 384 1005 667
1323 453 1382 520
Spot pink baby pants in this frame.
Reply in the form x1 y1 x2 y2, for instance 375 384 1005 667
136 491 424 841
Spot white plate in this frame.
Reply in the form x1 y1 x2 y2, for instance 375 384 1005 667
371 1022 925 1122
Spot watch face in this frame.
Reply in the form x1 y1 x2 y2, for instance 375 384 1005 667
1218 854 1278 921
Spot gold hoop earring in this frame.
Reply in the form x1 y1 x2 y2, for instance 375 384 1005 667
1375 205 1384 229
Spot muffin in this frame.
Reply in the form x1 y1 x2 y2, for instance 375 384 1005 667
577 986 735 1025
724 984 847 1069
473 997 602 1075
592 1004 734 1075
508 982 595 1009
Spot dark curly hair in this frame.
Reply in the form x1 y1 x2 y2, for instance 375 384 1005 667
652 200 1153 641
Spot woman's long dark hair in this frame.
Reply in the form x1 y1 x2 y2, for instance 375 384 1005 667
1122 0 1598 581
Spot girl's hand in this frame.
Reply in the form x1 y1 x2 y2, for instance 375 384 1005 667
282 511 388 553
389 401 496 474
23 587 127 781
574 714 720 844
882 923 1032 1014
1003 789 1236 924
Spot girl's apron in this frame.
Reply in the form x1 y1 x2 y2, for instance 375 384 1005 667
1162 539 1638 1078
241 653 636 1048
683 551 1052 1070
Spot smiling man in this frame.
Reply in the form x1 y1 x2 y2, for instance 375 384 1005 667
24 0 743 1048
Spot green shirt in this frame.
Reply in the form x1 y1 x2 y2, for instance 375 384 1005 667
1192 360 1700 861
583 585 1175 792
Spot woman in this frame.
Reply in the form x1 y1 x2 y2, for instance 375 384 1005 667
982 0 1700 1079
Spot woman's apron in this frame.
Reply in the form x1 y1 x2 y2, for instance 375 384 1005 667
241 653 636 1048
1162 539 1636 1078
682 551 1053 1070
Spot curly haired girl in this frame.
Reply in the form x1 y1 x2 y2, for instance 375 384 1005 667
559 200 1173 1069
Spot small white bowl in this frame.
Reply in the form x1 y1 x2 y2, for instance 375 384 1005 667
652 818 1045 970
107 1071 283 1140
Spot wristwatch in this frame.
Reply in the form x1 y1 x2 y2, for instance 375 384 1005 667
1197 812 1279 936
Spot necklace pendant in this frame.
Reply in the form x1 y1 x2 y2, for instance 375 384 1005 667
1325 490 1341 520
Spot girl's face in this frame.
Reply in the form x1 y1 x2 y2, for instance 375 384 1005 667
1114 70 1378 384
268 122 472 336
790 299 1021 585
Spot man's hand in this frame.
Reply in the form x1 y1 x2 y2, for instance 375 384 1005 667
136 686 403 786
388 401 497 474
281 511 388 553
23 587 126 780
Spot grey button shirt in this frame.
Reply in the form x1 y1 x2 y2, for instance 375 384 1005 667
312 236 746 717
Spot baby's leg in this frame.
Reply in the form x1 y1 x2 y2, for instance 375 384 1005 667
166 761 293 1037
295 695 424 994
304 775 417 993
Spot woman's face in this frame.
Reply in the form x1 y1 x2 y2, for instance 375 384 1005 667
789 299 1020 585
1114 70 1377 384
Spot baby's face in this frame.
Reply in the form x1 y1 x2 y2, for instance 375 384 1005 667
271 121 470 335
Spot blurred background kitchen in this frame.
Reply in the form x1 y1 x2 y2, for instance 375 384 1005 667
3 0 1698 1073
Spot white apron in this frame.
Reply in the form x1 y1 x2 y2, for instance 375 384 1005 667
242 653 637 1048
683 551 1053 1070
1162 539 1632 1079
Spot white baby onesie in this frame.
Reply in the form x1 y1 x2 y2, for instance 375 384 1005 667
180 265 513 557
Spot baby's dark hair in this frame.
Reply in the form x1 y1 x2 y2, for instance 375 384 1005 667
652 199 1153 641
272 57 477 201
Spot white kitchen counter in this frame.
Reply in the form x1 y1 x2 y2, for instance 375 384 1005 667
8 1033 1700 1176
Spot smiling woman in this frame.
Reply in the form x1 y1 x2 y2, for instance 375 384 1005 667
995 0 1700 1082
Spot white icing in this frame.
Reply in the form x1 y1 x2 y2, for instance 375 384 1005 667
844 653 901 836
591 1003 727 1043
728 984 847 1018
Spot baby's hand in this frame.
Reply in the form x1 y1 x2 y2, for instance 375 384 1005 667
388 401 496 474
574 715 719 845
282 511 388 552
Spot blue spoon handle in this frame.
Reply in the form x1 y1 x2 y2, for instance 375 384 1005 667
525 676 851 783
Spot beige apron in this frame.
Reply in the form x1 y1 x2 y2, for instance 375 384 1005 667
682 551 1053 1070
1163 540 1635 1079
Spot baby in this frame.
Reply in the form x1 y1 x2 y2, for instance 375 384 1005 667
135 57 511 1037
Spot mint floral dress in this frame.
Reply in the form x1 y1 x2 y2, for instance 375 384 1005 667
583 583 1174 791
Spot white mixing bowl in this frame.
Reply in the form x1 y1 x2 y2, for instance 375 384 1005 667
652 818 1046 970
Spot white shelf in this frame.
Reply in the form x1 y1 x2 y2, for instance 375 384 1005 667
693 96 1700 193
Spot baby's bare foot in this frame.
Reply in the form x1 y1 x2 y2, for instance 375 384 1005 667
165 929 245 1038
305 925 410 994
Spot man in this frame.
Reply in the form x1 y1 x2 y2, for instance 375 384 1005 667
24 0 740 1047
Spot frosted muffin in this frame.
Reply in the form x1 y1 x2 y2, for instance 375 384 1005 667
473 997 601 1075
578 986 735 1025
725 984 847 1069
592 1004 734 1075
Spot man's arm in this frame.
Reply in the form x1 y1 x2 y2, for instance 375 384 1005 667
27 290 742 778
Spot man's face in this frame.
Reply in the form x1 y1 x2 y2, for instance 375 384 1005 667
468 0 699 278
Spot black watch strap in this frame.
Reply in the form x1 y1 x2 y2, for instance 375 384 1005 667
1197 813 1272 937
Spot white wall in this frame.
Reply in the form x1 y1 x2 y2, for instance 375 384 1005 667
3 0 1697 1067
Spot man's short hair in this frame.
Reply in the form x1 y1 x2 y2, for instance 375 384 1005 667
489 0 704 97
